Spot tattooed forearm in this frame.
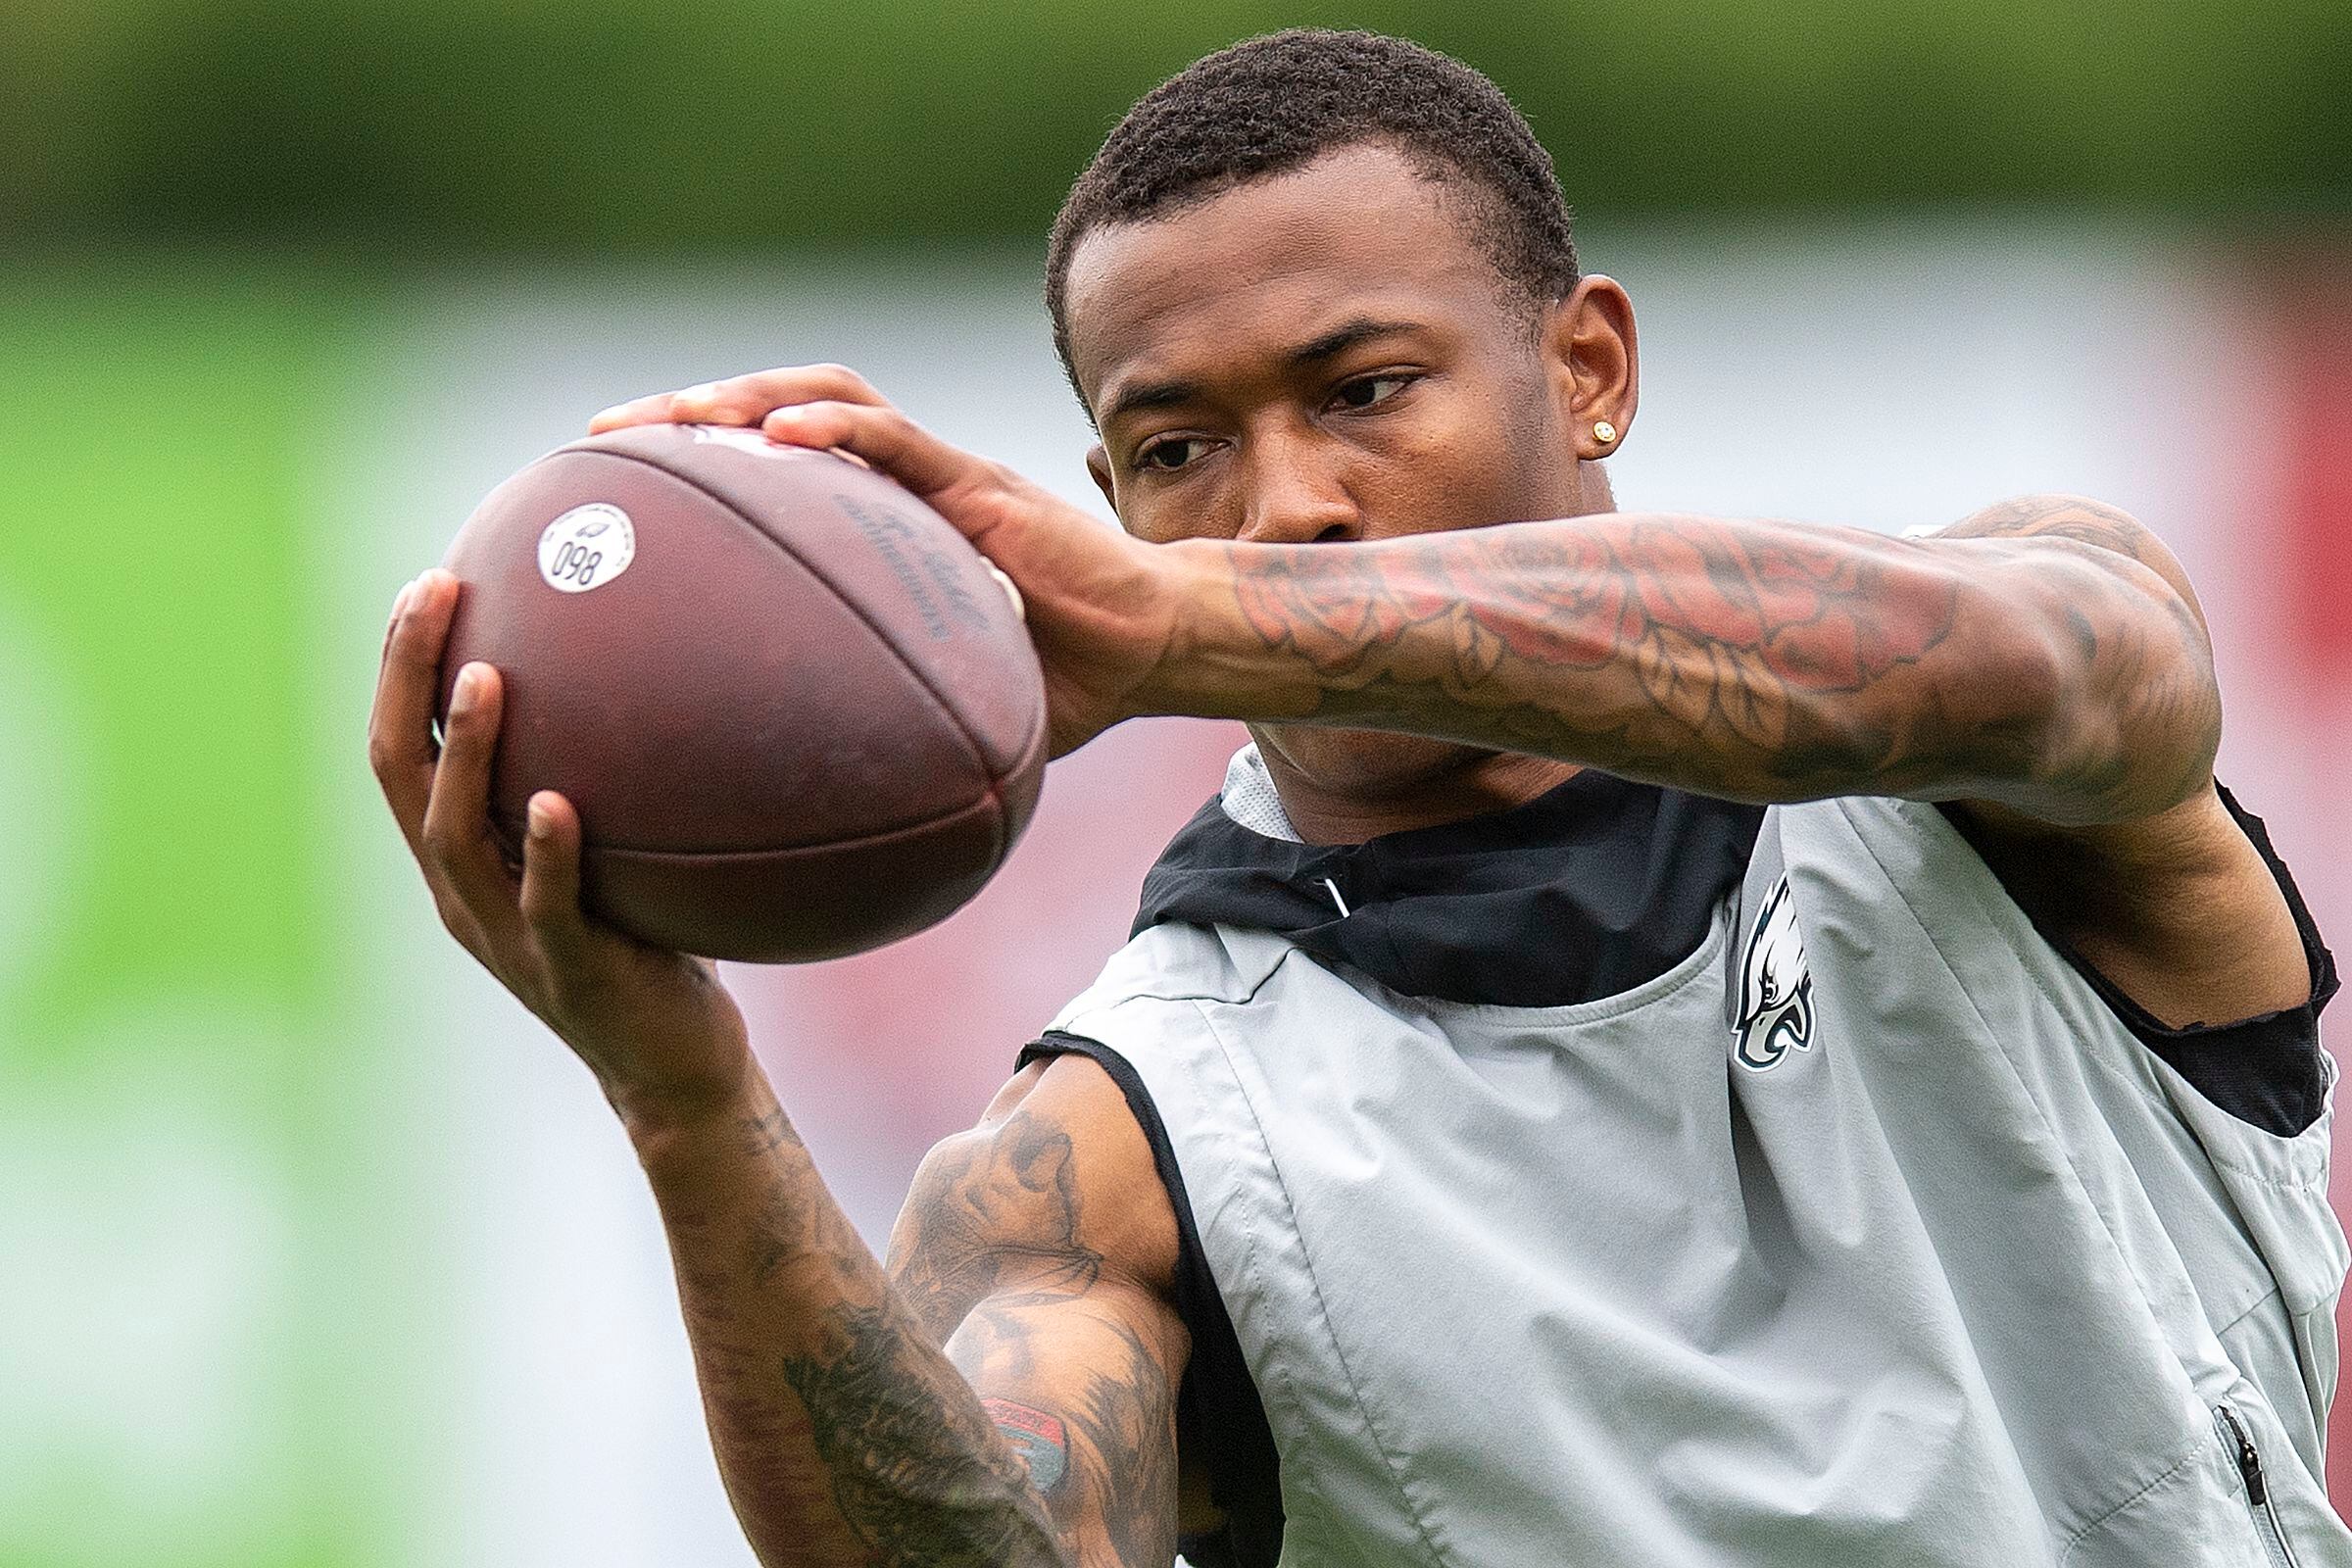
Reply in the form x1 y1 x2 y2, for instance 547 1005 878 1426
741 1102 799 1155
1193 495 2217 822
637 1057 1185 1568
779 1301 1060 1566
635 1083 1069 1568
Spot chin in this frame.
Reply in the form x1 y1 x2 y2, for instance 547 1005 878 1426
1250 723 1497 801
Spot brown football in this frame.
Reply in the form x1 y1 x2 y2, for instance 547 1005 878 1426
437 421 1048 962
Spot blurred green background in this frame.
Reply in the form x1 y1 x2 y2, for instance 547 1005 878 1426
0 5 2345 1566
6 0 2349 252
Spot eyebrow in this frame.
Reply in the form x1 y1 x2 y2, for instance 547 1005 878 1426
1099 316 1427 430
1284 317 1422 368
1100 376 1202 429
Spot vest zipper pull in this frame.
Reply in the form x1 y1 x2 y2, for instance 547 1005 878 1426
2222 1406 2269 1505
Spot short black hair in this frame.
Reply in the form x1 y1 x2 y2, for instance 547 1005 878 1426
1045 29 1580 408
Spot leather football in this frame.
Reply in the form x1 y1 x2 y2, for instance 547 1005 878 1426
438 422 1047 962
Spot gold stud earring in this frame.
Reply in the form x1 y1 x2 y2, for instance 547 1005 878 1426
1592 419 1618 446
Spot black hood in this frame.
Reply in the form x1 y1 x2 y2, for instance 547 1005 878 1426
1135 768 1765 1008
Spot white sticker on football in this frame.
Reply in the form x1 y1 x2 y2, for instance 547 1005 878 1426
538 503 635 593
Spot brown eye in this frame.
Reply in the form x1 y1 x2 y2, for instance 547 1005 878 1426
1138 437 1210 472
1333 374 1412 412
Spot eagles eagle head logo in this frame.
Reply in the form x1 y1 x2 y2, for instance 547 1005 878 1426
1735 876 1816 1072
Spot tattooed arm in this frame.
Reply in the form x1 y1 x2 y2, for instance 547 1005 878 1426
635 1054 1185 1568
887 1055 1188 1567
1911 498 2309 1029
586 369 2215 824
1152 492 2219 827
1148 493 2305 1022
369 569 1182 1566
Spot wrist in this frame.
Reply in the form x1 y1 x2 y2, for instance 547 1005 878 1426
607 1046 772 1158
1134 538 1290 723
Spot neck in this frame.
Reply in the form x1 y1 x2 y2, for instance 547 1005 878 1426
1253 736 1582 846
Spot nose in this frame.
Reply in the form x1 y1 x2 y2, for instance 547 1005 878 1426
1239 435 1362 546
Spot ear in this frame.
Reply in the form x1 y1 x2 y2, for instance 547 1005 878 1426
1541 274 1639 460
1085 444 1120 514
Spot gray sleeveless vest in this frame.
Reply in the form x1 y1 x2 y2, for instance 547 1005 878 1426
1050 782 2349 1566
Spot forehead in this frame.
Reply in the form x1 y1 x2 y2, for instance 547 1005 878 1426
1062 143 1508 413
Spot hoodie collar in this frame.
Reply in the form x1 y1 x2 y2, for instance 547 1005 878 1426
1135 748 1764 1007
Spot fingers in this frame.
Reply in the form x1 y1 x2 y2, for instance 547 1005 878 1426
418 660 524 955
582 366 995 515
760 399 989 506
368 568 459 856
587 388 700 433
372 577 607 996
517 790 594 969
588 363 885 434
372 570 527 962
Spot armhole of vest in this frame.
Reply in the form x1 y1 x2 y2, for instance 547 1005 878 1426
1017 1029 1286 1568
1935 785 2339 1137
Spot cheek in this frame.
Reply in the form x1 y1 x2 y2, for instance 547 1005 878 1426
1117 475 1245 546
1364 385 1567 535
1117 503 1181 546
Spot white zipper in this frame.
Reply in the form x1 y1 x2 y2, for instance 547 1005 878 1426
2217 1404 2303 1568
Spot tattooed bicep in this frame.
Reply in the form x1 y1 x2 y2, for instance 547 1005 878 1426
1937 494 2205 626
886 1103 1106 1346
1940 493 2144 549
956 1285 1188 1568
885 1054 1181 1350
983 1399 1072 1493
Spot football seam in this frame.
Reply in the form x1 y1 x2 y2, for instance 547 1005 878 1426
578 788 1005 863
575 443 1020 863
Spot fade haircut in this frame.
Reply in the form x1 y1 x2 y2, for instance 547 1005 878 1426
1045 29 1580 409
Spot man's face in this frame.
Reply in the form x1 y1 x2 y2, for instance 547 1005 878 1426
1061 140 1631 804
